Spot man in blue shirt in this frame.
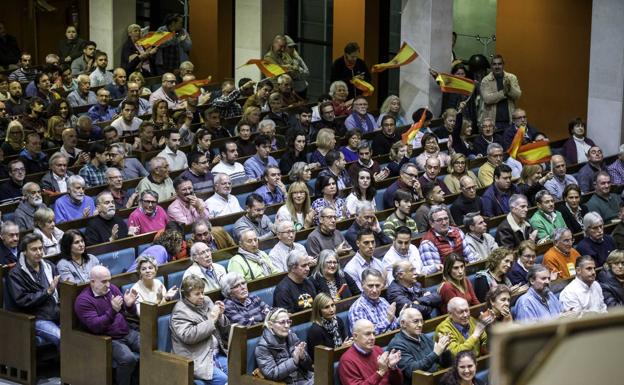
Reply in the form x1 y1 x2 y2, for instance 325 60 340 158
514 264 564 322
482 164 518 217
87 88 117 123
254 165 286 206
243 134 278 180
348 267 398 335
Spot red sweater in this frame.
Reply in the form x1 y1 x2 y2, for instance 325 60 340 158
439 279 480 313
338 345 403 385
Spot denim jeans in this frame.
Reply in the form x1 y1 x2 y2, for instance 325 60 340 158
112 328 140 385
35 319 61 348
194 353 228 385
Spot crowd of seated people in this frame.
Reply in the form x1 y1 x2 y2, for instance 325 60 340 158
2 17 624 385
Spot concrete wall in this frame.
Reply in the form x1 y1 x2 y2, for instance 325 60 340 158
89 0 136 68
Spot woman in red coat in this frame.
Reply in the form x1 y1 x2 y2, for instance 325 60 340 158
439 253 480 313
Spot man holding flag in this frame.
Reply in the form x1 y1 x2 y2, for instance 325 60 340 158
330 42 371 99
503 108 539 150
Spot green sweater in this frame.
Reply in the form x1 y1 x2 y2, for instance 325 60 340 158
434 316 487 358
529 210 567 241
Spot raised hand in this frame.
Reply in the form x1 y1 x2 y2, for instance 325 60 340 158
123 289 138 307
165 286 178 301
386 302 397 322
434 334 451 355
111 295 123 312
110 224 119 241
376 351 390 374
82 206 92 218
47 275 60 295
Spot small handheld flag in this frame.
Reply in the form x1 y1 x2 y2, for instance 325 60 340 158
350 77 375 96
435 73 476 96
401 108 428 145
136 31 174 48
239 59 286 78
371 42 419 73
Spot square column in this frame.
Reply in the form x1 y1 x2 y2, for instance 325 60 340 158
587 0 624 156
89 0 136 67
400 0 453 117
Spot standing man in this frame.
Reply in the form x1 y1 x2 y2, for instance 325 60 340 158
8 233 60 348
330 42 371 100
479 54 521 128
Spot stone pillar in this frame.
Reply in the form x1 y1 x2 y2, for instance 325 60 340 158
89 0 136 68
587 0 624 156
234 0 284 83
399 0 454 117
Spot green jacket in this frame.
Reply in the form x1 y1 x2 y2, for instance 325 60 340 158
529 210 567 241
434 316 487 358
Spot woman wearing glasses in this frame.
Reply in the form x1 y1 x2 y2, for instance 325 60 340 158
221 271 271 326
255 308 314 384
310 249 360 300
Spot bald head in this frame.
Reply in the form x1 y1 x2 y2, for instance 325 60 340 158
90 265 112 295
352 319 375 352
353 319 374 334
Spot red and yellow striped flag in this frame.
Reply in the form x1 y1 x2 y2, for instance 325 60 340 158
350 77 375 96
136 31 174 47
516 141 552 165
435 73 476 96
175 77 212 99
508 125 552 164
371 42 419 73
401 108 428 145
240 59 286 78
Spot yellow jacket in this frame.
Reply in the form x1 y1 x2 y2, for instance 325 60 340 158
434 316 487 358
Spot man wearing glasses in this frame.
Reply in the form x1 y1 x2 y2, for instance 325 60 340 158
269 220 306 272
273 249 317 313
0 159 27 204
383 162 422 210
306 207 351 258
15 182 46 231
149 72 185 110
419 205 478 274
477 142 504 187
576 212 616 267
128 190 168 234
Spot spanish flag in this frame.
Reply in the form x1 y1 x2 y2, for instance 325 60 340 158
351 77 375 96
136 31 174 47
401 108 428 145
175 77 212 99
435 73 476 96
508 125 551 164
240 59 286 78
371 42 419 73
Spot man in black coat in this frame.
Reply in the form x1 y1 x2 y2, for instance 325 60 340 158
450 175 484 224
85 191 136 246
330 42 371 100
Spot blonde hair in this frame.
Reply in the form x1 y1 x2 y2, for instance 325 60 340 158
520 165 542 184
447 153 467 174
442 108 458 120
5 120 24 148
316 128 335 151
46 116 64 140
379 95 404 117
310 293 335 324
389 140 406 162
264 307 289 329
128 71 145 86
285 181 311 224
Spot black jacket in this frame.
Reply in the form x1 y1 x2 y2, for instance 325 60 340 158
84 215 129 246
557 202 588 235
597 270 624 308
7 255 60 321
330 56 371 100
386 280 440 318
305 318 348 359
473 133 504 158
0 241 18 265
310 272 360 300
450 194 483 224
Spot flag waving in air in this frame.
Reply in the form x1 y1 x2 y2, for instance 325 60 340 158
401 108 428 145
175 77 212 99
435 73 476 96
239 59 286 78
508 125 551 165
136 31 174 47
371 42 419 73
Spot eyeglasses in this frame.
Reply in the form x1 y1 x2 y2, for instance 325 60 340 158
273 319 292 326
321 215 337 220
325 260 338 265
403 172 418 179
141 200 157 205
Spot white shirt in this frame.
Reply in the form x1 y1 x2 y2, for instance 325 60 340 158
111 116 143 136
89 68 114 87
157 146 188 172
211 161 248 185
344 192 377 217
344 252 389 290
53 172 68 193
559 277 607 315
268 241 306 273
204 193 243 218
382 244 424 283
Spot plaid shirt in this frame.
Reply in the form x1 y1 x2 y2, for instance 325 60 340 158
224 295 271 326
79 163 108 187
419 227 477 274
212 88 243 118
608 159 624 186
348 294 398 335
